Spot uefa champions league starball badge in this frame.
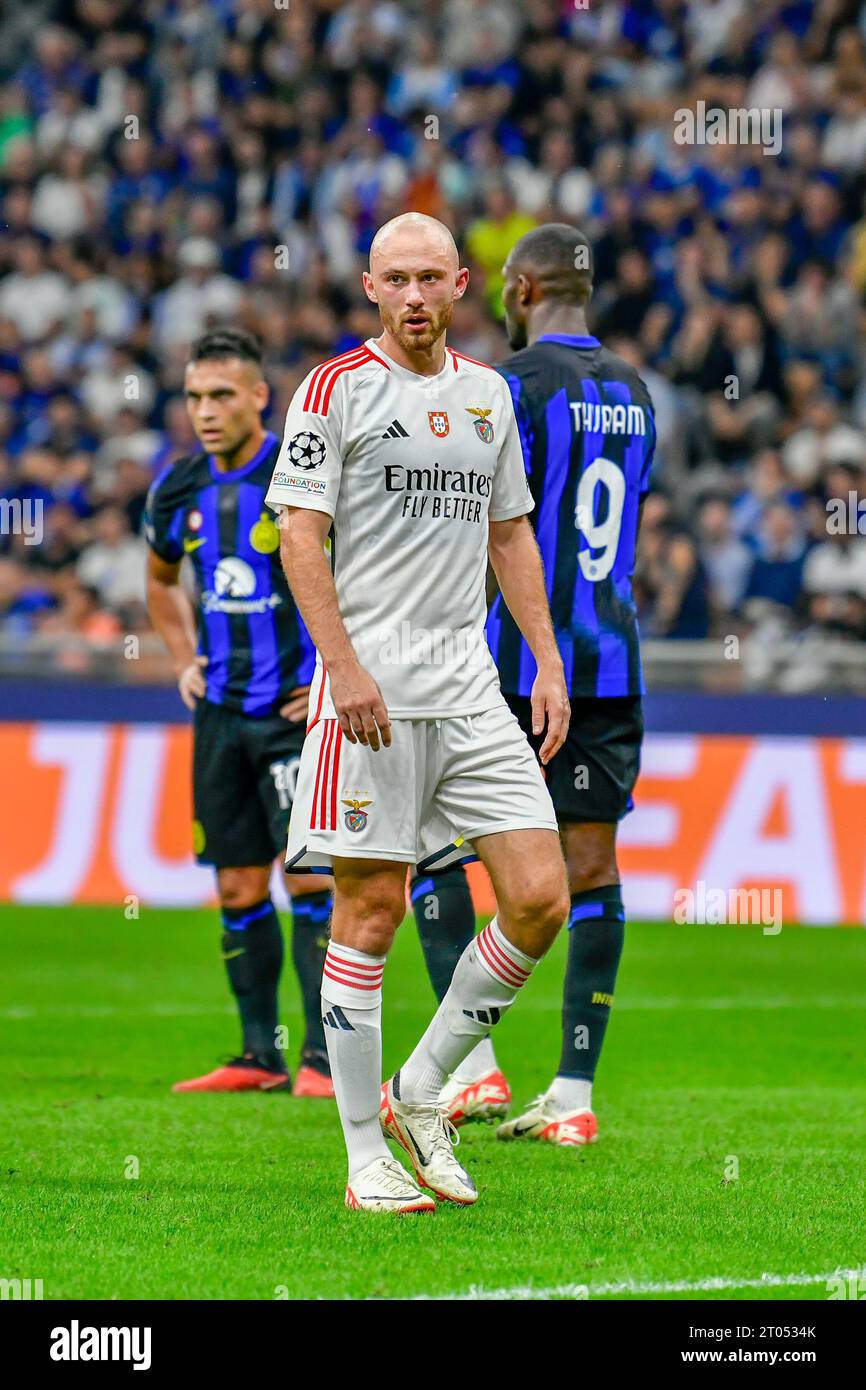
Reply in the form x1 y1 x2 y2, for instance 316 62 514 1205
287 430 327 470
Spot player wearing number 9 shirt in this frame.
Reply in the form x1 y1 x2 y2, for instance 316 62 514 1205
422 224 657 1145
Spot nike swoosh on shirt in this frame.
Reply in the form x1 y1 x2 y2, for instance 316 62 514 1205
221 948 245 961
184 537 206 552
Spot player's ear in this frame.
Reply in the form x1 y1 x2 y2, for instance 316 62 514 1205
362 270 378 304
253 378 269 412
453 266 470 300
517 272 533 307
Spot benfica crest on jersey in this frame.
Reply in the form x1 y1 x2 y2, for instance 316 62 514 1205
428 411 450 437
466 406 494 443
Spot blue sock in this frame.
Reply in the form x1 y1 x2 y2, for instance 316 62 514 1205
411 866 475 1003
221 897 284 1067
290 890 332 1071
557 885 625 1082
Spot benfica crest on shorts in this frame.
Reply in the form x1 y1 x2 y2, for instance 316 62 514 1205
342 794 372 832
428 411 449 437
466 406 494 443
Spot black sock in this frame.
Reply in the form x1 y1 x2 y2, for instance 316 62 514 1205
557 885 625 1082
411 866 476 1003
221 898 285 1069
290 889 332 1072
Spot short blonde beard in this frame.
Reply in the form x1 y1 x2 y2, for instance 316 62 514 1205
379 296 454 353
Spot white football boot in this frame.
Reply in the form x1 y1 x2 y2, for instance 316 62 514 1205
345 1155 436 1213
439 1068 512 1127
497 1092 598 1146
380 1077 478 1205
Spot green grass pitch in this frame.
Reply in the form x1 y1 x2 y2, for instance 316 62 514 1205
1 905 864 1301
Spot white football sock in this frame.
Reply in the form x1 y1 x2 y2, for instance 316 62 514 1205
399 917 536 1104
451 1037 497 1082
321 941 389 1178
548 1075 593 1113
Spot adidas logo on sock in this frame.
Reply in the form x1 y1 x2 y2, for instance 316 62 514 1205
382 419 410 438
322 1005 354 1031
462 1007 501 1026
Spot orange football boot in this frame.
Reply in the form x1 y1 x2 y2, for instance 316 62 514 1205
172 1055 292 1093
439 1069 512 1126
293 1065 335 1098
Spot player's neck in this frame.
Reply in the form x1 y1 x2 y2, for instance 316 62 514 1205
374 330 447 377
209 426 268 473
527 306 591 346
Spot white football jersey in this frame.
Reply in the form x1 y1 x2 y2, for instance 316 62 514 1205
266 338 532 718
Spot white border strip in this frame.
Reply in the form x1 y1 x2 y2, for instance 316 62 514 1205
417 1268 866 1301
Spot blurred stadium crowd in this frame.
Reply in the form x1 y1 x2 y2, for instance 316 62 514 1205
1 0 866 687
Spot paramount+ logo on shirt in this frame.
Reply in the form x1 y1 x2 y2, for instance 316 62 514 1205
383 462 492 524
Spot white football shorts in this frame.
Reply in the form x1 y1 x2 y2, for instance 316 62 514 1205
285 698 558 872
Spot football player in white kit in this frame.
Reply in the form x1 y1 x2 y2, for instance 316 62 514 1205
266 212 571 1213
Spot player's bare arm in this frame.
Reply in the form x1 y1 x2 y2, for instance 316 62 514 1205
487 515 570 763
278 507 392 750
145 549 207 711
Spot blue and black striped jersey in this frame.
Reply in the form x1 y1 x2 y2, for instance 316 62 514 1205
485 334 656 699
143 431 315 716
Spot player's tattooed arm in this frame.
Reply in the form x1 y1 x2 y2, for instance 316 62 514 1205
278 508 392 751
488 515 569 763
145 549 207 711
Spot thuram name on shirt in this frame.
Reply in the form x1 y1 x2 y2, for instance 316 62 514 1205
569 401 647 436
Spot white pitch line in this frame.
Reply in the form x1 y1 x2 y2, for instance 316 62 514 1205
3 995 866 1020
0 1004 234 1020
422 1267 866 1301
384 994 866 1015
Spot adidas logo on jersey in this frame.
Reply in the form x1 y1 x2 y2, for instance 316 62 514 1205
382 419 410 439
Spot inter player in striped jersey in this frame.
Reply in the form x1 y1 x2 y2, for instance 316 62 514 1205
267 213 571 1213
144 329 334 1097
419 224 657 1145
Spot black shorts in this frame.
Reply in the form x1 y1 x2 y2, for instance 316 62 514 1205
506 693 643 824
192 699 306 868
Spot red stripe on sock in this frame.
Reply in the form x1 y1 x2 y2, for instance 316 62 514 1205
323 964 383 992
476 930 526 988
481 926 530 981
325 949 383 975
477 937 523 988
476 931 523 987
